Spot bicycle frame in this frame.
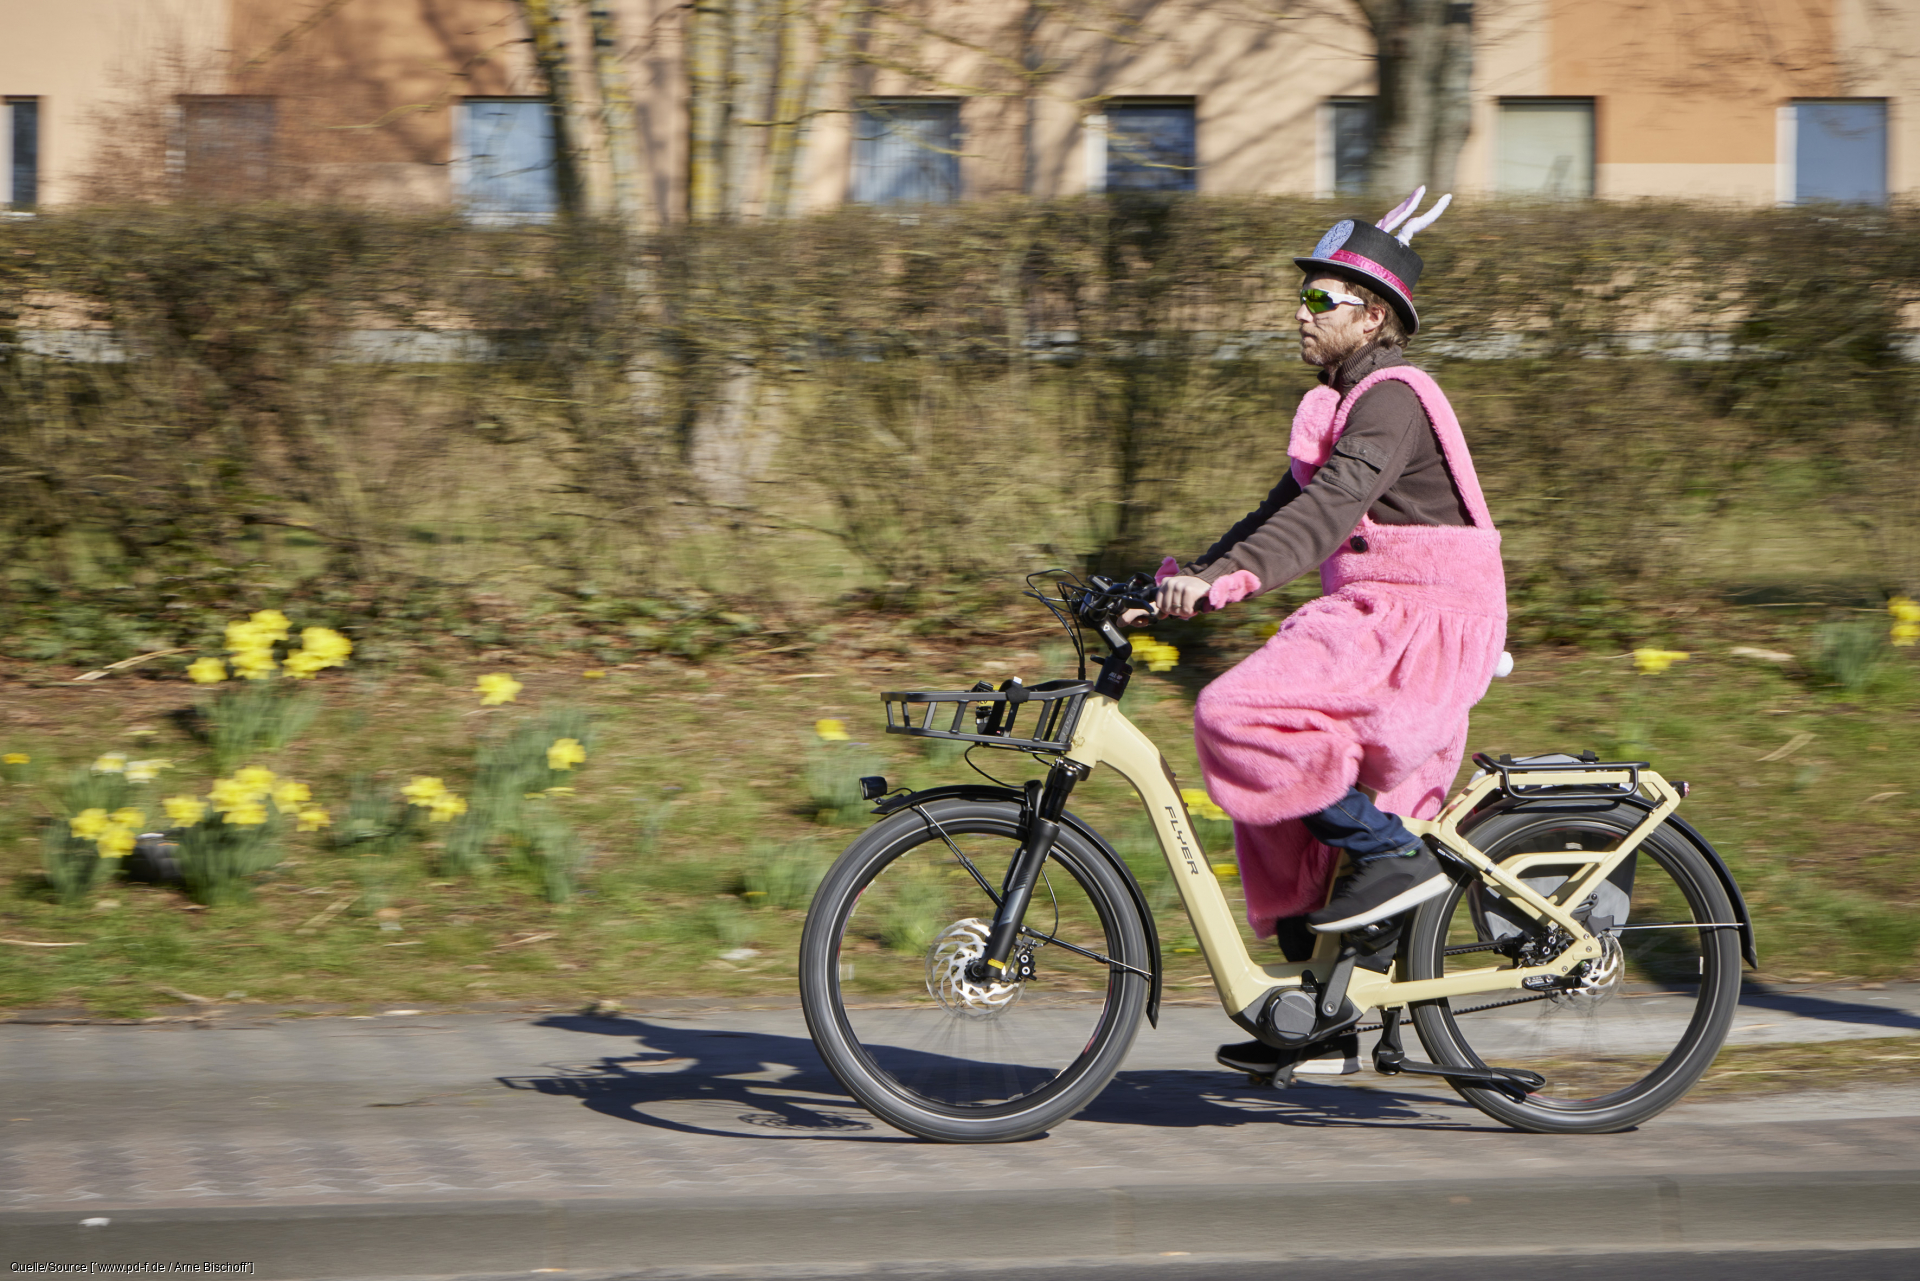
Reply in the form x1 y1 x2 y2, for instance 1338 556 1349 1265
1058 693 1684 1027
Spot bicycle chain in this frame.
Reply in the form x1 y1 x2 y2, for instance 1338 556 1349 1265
1354 990 1552 1034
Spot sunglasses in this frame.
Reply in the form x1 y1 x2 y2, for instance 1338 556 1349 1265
1299 286 1369 314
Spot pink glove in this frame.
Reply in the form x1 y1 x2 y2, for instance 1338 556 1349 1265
1155 557 1261 610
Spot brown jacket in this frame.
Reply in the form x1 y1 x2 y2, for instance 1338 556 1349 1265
1185 344 1471 593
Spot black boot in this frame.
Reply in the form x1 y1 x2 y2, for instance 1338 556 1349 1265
1306 846 1448 934
1217 1032 1361 1079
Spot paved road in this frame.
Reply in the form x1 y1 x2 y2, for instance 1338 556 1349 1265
394 1250 1920 1281
2 980 1916 1277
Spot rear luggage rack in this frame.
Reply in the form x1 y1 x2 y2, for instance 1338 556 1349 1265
882 678 1092 753
1472 751 1648 798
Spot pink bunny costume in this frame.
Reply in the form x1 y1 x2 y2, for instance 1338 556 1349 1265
1188 361 1506 937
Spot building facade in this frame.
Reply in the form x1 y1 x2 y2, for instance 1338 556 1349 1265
2 0 1912 219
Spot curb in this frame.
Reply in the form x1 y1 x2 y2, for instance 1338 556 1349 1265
5 1171 1919 1279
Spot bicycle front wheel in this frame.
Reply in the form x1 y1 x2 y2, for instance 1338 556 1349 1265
799 797 1150 1143
1405 806 1743 1134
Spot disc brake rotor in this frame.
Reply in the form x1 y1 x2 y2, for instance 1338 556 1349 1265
927 917 1024 1019
1551 931 1625 1006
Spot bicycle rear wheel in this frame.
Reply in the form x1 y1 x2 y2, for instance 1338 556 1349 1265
799 797 1150 1143
1405 806 1743 1133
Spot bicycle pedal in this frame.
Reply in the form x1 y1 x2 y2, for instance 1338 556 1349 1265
1245 1065 1297 1090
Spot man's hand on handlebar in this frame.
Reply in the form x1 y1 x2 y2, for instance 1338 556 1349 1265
1120 573 1212 626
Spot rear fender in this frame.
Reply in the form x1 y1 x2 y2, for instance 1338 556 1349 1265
872 784 1165 1024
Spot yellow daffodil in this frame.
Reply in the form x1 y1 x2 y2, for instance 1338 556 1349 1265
97 825 136 858
476 672 522 705
163 795 207 826
814 718 850 742
426 791 468 823
300 626 351 661
544 786 575 798
295 807 332 832
1135 638 1180 672
225 618 273 653
92 753 127 774
70 808 111 840
248 609 291 642
1180 788 1228 822
1631 648 1690 675
271 780 311 814
1259 620 1282 640
1211 861 1239 879
284 627 352 678
401 776 448 806
282 650 327 679
547 738 586 771
223 800 269 827
109 807 145 829
233 765 277 793
230 647 277 680
3 752 27 765
1890 597 1920 647
126 759 168 784
209 776 253 813
187 657 227 684
582 669 607 679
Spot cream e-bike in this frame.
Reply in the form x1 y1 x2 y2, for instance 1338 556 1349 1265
798 574 1754 1143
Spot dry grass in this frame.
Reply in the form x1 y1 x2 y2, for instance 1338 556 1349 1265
1693 1035 1920 1098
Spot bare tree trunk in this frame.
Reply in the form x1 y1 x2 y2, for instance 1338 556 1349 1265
726 0 779 218
689 0 729 221
764 0 861 219
1428 1 1474 192
518 0 587 218
1353 0 1474 204
584 1 647 227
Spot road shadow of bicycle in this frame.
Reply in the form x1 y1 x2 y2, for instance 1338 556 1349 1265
1738 982 1920 1034
499 1013 1493 1142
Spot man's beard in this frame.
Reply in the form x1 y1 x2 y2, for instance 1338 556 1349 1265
1300 325 1369 369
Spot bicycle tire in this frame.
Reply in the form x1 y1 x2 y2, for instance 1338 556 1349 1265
1405 806 1742 1134
799 798 1150 1143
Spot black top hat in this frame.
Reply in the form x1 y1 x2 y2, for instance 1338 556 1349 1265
1293 189 1449 336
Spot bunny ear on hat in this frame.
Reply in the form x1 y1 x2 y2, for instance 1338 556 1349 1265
1376 186 1425 234
1396 192 1451 246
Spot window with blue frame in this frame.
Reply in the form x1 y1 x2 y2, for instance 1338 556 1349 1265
851 99 961 205
459 98 559 219
1330 98 1375 197
1791 100 1887 205
1105 99 1197 193
7 98 38 209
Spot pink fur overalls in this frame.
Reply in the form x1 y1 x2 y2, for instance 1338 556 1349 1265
1191 366 1507 938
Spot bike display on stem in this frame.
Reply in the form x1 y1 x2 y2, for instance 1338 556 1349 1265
798 572 1755 1144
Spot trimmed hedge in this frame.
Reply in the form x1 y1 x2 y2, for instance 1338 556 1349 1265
1 197 1915 664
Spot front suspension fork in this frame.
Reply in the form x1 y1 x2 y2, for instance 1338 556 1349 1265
968 758 1088 981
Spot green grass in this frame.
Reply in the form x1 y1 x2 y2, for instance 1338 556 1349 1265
1 604 1916 1018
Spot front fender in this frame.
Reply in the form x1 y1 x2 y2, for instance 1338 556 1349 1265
873 784 1165 1025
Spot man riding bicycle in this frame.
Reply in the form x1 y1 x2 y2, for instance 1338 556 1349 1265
1146 191 1508 1080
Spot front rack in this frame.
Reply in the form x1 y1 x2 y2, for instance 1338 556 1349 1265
882 678 1092 753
